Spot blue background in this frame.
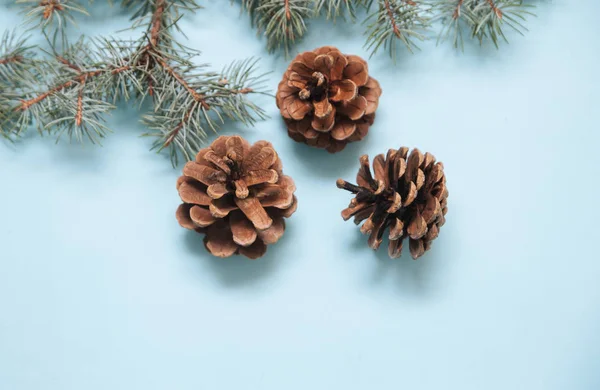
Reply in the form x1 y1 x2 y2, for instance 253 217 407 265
1 1 599 389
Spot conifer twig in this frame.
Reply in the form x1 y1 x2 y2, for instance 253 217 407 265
237 0 535 60
364 0 429 60
17 0 90 47
435 0 535 50
2 0 268 166
240 0 312 56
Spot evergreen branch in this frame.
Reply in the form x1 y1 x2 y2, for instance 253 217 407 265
237 0 534 59
0 31 37 80
2 0 267 166
4 38 134 141
16 0 90 46
241 0 312 57
0 30 39 137
364 0 430 60
314 0 365 21
434 0 534 50
143 57 268 166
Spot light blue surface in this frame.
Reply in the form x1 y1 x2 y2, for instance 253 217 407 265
1 1 600 389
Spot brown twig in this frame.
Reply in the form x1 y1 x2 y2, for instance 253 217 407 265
144 0 211 145
284 0 291 20
234 88 253 94
0 55 24 65
453 0 464 19
143 0 208 108
18 66 130 111
384 0 401 38
40 0 64 19
75 84 84 126
56 56 82 72
150 0 166 48
158 59 210 109
148 77 154 96
164 106 193 147
487 0 503 18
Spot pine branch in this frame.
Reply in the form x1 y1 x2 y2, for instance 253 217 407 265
364 0 430 60
143 57 268 165
237 0 534 60
314 0 366 21
0 30 39 138
241 0 312 57
7 38 133 143
2 0 268 166
17 0 90 47
434 0 535 50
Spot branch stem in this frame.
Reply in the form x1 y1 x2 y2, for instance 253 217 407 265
0 56 24 65
164 107 193 147
40 0 64 20
18 65 130 111
284 0 291 20
453 0 464 19
157 59 210 109
56 56 82 72
487 0 502 18
75 83 85 126
150 0 167 47
145 0 208 107
384 0 401 38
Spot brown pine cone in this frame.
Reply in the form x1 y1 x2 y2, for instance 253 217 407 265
276 46 382 153
176 136 298 259
336 148 448 259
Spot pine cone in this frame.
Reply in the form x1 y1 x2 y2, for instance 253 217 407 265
276 46 382 153
176 136 298 259
337 148 448 259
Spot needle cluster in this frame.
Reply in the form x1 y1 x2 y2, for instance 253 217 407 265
1 0 268 166
239 0 535 60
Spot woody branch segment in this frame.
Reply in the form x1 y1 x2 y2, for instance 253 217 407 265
2 0 267 166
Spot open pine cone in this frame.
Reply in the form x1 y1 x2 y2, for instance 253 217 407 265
337 148 448 259
176 136 298 259
276 46 382 153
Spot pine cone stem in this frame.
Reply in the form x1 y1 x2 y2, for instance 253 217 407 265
336 179 361 193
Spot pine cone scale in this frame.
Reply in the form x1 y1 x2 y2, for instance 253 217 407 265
207 183 228 199
235 197 273 231
178 181 211 205
238 240 267 260
343 60 369 86
330 121 356 141
204 222 238 258
230 211 257 247
176 204 195 230
183 162 226 186
257 217 285 245
190 205 216 228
